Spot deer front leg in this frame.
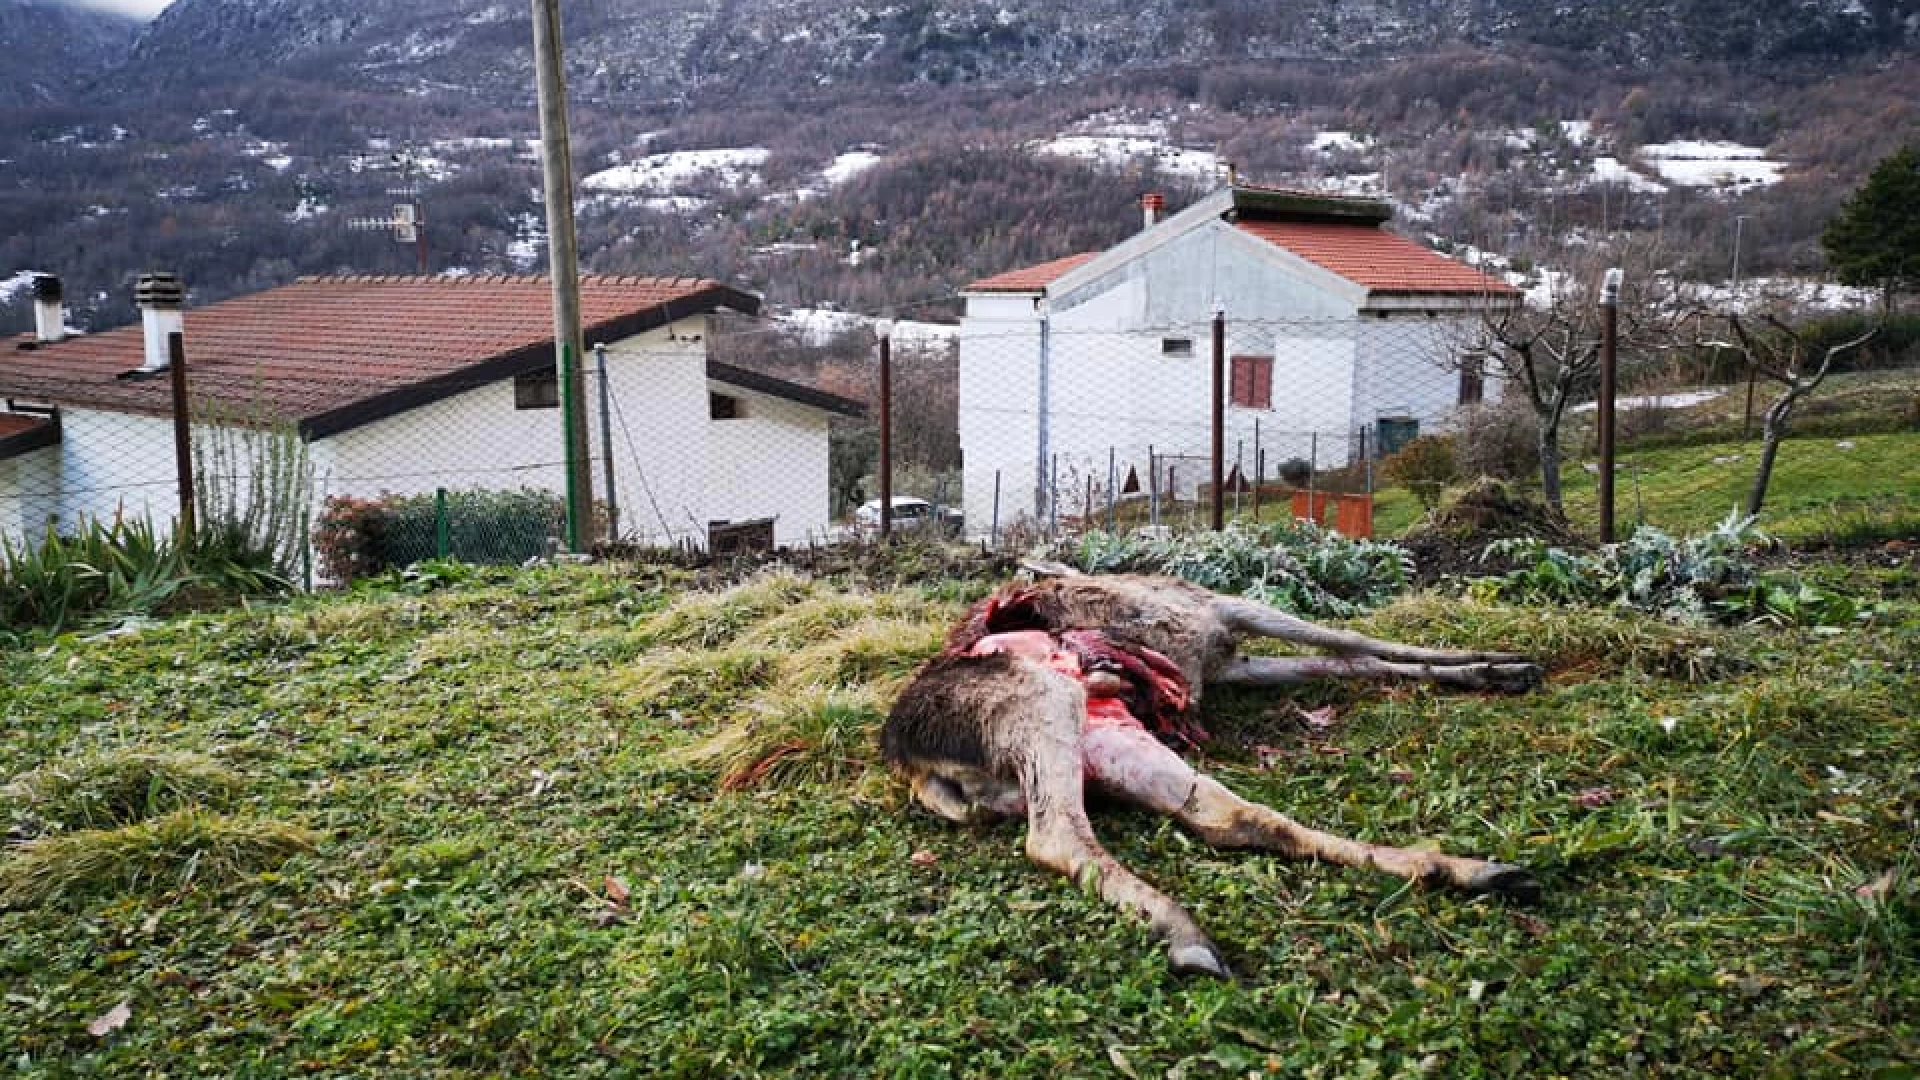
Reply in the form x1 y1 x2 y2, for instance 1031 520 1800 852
1013 685 1231 978
1211 596 1531 667
1082 727 1540 902
1214 654 1542 694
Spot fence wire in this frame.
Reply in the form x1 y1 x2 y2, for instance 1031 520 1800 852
3 310 1914 588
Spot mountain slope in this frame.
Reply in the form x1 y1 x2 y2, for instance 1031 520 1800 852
98 0 1920 106
0 0 141 107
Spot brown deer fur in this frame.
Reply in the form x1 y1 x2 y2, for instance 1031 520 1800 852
882 568 1542 978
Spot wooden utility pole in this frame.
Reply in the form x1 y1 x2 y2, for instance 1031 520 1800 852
530 0 592 552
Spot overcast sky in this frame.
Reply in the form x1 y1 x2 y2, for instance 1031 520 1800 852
64 0 176 18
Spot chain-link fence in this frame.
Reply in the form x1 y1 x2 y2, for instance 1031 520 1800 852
5 303 1913 592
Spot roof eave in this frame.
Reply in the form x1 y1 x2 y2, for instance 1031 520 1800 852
300 285 757 439
0 412 61 460
707 360 865 418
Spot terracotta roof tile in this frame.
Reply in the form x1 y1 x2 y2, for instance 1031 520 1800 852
1237 220 1517 296
0 275 756 434
0 412 50 438
964 253 1099 293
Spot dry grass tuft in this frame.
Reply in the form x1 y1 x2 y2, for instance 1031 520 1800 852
676 686 890 792
1356 594 1740 681
0 810 316 908
6 750 246 830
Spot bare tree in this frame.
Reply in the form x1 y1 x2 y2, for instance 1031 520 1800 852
1465 241 1678 514
1715 311 1879 516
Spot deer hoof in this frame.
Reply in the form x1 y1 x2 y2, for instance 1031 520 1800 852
1469 862 1542 904
1479 663 1545 694
1169 941 1232 980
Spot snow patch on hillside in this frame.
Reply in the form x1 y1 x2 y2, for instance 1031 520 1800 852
1035 133 1219 181
1590 156 1669 193
1311 131 1372 155
582 147 769 194
1637 141 1784 191
780 308 957 345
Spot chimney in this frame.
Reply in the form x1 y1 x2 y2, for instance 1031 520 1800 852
1141 192 1166 230
134 272 185 375
31 274 65 343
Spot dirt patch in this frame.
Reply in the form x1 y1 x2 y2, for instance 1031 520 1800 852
1398 479 1588 585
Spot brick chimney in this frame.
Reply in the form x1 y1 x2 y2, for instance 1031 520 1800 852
134 272 185 375
31 274 64 343
1141 192 1166 230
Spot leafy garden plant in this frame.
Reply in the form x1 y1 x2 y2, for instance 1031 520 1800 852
1037 520 1413 617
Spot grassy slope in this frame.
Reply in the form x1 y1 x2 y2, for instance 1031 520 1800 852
2 561 1916 1077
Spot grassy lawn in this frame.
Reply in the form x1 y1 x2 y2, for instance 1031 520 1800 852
1561 430 1920 544
3 560 1917 1076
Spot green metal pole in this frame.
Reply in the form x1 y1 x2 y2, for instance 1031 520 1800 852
435 487 450 559
558 342 587 551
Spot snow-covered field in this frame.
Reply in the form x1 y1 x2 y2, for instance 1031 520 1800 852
1034 115 1221 182
1637 140 1784 191
583 147 770 194
780 307 958 346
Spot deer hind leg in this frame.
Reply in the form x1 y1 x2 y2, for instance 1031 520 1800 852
1011 678 1231 978
1214 654 1542 694
1211 596 1535 668
1082 726 1540 902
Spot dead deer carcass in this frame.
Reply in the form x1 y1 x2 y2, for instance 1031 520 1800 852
881 570 1542 978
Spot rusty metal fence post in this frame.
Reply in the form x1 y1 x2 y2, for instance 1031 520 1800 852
1210 305 1225 532
877 320 893 540
167 331 195 543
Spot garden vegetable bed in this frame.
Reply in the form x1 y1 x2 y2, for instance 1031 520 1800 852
2 555 1915 1077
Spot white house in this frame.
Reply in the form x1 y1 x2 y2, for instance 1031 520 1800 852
0 273 862 555
956 184 1519 532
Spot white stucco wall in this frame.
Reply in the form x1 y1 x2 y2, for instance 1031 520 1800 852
703 390 833 546
4 319 840 560
959 219 1376 530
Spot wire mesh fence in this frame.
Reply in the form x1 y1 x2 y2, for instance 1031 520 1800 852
3 304 1915 593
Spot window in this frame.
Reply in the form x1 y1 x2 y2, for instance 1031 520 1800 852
1458 353 1486 405
710 392 742 419
1375 416 1419 457
1230 354 1273 409
514 369 558 410
1161 337 1194 358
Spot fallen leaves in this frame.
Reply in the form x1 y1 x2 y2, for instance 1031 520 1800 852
909 849 940 867
86 1001 130 1038
1572 787 1618 809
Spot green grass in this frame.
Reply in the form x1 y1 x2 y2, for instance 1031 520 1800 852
1 560 1916 1076
1559 429 1920 542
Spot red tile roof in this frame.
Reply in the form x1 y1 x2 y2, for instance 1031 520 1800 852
0 275 759 437
0 413 47 438
963 253 1098 293
0 410 59 460
1237 220 1517 296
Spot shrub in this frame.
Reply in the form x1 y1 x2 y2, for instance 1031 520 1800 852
1453 396 1542 482
1381 435 1459 507
314 489 566 583
1276 457 1313 488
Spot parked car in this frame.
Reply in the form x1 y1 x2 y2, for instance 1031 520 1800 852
853 496 963 537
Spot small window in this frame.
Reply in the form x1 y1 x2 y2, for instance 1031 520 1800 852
1376 416 1419 457
1458 353 1486 405
515 369 559 410
1161 337 1194 358
1230 354 1273 409
710 392 741 419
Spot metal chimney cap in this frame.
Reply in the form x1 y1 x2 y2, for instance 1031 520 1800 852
135 272 185 308
31 274 63 302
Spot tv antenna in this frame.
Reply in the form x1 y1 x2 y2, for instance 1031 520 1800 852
347 153 429 274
